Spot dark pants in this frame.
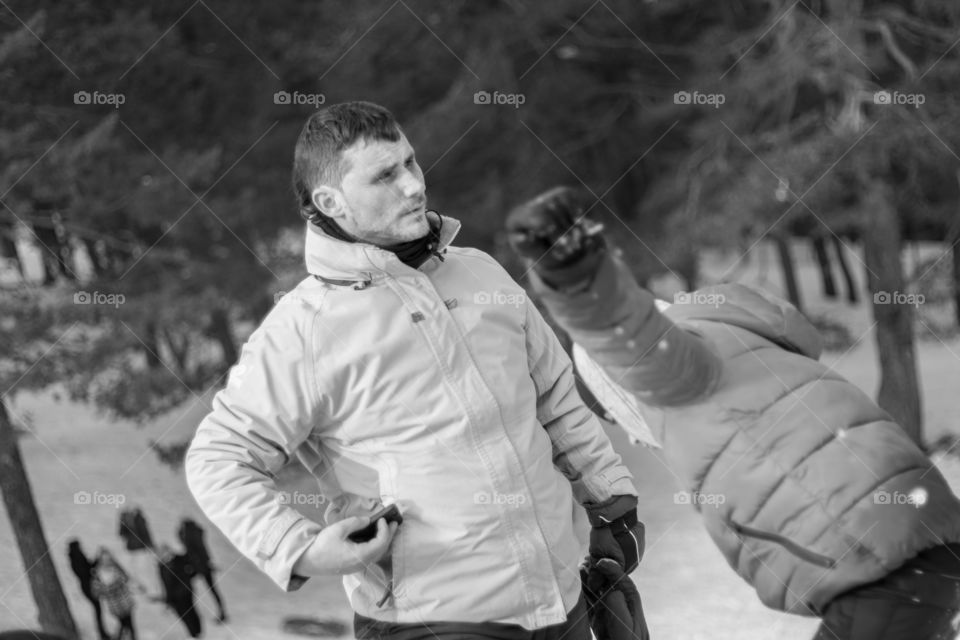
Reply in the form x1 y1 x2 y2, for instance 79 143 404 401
196 567 227 620
171 599 203 638
354 593 590 640
81 586 109 639
112 612 136 640
813 544 960 640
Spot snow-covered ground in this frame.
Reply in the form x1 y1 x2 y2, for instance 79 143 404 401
2 240 958 639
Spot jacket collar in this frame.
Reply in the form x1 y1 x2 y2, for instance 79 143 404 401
304 212 461 280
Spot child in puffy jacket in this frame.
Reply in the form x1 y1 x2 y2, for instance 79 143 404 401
507 186 960 640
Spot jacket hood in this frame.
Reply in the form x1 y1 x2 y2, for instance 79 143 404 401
304 211 461 280
665 283 823 360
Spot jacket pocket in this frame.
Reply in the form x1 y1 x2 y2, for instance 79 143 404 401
730 519 837 569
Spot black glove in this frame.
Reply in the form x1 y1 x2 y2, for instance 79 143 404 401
587 495 645 574
581 556 651 640
506 186 606 289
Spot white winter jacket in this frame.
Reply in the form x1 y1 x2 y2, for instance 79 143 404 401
185 215 636 629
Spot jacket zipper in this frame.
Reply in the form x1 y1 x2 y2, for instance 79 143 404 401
376 580 393 608
730 520 837 568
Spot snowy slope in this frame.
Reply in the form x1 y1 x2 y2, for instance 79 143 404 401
2 240 958 639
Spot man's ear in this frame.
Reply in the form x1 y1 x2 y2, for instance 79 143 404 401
311 186 344 219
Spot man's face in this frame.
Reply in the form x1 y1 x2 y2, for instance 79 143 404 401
323 133 429 245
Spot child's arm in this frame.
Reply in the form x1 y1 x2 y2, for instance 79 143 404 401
508 187 721 407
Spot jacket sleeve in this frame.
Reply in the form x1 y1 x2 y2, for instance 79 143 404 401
531 251 721 407
523 294 638 507
184 308 324 592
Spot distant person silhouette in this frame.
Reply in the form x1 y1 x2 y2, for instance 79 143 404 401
178 518 227 623
67 539 109 640
156 543 202 638
91 548 139 640
118 506 160 595
118 507 153 551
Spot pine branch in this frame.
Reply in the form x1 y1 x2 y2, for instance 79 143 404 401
862 19 918 79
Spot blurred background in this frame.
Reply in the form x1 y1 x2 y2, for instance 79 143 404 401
1 1 959 638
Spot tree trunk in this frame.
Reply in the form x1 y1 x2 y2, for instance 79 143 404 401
951 236 960 327
143 321 162 370
950 172 960 327
674 244 699 292
774 234 803 311
0 400 78 639
0 226 25 279
32 224 72 284
82 238 106 278
831 235 860 304
827 0 921 442
161 326 190 379
862 182 923 444
812 236 838 298
208 307 238 368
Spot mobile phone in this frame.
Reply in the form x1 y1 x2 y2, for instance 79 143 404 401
347 504 403 543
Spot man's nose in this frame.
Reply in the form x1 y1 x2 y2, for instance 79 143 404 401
398 168 424 199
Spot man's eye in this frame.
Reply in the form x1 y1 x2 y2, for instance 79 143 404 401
378 170 394 181
405 157 415 168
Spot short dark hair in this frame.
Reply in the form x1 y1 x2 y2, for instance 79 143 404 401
292 101 403 223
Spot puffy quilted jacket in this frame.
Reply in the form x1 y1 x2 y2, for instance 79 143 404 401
533 252 960 616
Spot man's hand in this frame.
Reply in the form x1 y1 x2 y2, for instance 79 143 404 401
293 516 398 577
581 557 651 640
587 495 645 574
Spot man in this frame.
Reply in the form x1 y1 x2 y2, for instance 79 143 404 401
506 186 960 640
185 102 643 639
177 518 228 624
156 544 202 638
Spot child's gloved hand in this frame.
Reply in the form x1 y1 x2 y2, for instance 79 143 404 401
580 556 651 640
506 186 605 274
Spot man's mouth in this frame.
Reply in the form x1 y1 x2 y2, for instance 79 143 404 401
403 203 426 216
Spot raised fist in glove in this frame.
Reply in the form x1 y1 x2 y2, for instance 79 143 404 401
587 495 645 574
580 556 651 640
506 186 606 289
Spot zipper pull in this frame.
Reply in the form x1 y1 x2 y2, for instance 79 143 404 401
376 579 393 608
